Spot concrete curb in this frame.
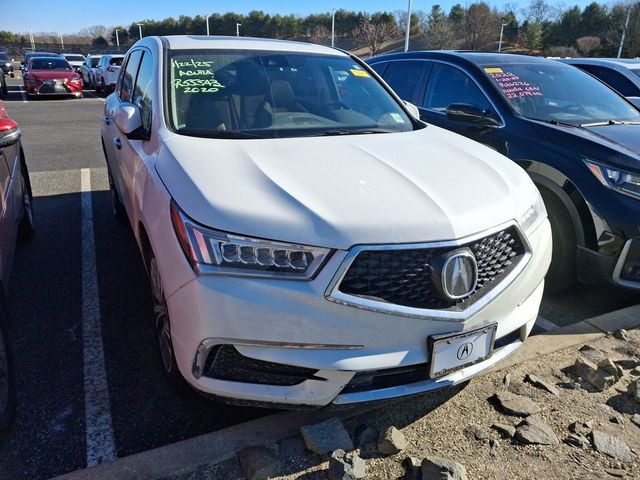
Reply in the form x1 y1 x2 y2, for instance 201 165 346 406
56 304 640 480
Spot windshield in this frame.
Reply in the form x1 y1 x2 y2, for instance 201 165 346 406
65 55 85 62
167 49 414 139
30 58 72 71
90 57 101 67
483 62 640 125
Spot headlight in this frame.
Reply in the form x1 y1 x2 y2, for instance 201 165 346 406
584 159 640 199
518 192 547 233
170 201 331 279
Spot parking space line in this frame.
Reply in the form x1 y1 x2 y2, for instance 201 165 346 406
535 315 559 332
18 86 27 103
81 168 117 466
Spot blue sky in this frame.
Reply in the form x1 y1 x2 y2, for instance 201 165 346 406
1 0 600 34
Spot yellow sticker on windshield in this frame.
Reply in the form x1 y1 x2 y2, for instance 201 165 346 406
351 69 370 78
484 67 503 74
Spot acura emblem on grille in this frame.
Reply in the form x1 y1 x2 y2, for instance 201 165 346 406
436 248 478 300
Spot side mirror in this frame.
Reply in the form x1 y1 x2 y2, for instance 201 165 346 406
0 121 21 148
446 103 499 126
627 96 640 109
403 100 421 120
115 103 147 139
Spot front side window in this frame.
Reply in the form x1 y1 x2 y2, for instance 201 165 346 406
132 51 154 133
120 50 142 102
578 65 639 97
110 57 124 67
91 57 101 67
484 62 640 125
424 63 491 112
382 61 426 103
167 49 415 139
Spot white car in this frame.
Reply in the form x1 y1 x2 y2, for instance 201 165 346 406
80 54 102 87
62 53 85 74
94 54 124 95
101 35 552 407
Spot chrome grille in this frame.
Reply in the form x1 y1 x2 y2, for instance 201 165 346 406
337 226 526 311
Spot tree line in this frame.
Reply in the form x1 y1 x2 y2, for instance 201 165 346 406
0 1 638 58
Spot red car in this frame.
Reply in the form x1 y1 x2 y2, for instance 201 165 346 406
0 99 34 430
23 56 83 99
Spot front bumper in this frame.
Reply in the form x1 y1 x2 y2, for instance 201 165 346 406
24 80 82 97
166 219 552 407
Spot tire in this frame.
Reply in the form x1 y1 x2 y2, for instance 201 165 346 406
94 77 102 95
0 295 16 431
540 187 577 292
106 164 126 223
18 161 34 242
148 252 188 392
100 79 107 97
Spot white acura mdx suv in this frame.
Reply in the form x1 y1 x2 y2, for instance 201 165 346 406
102 35 552 407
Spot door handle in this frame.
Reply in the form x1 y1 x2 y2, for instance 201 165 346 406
113 138 122 150
104 116 110 125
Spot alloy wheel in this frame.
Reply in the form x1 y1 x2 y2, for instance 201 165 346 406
149 257 174 374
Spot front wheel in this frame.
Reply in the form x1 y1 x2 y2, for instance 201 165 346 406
18 162 34 242
540 188 577 292
149 253 187 392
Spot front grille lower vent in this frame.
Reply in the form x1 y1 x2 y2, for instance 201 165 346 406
338 226 526 311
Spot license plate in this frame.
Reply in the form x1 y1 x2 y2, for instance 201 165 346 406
428 324 497 378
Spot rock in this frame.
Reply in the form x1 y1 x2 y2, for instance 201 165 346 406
632 367 640 376
489 439 500 457
631 414 640 428
463 425 489 442
524 373 560 396
491 423 516 438
599 358 624 381
300 418 353 455
604 468 629 478
564 433 590 449
377 426 406 455
238 447 281 480
591 430 635 462
629 379 640 403
354 425 377 448
491 391 541 417
403 457 422 478
503 373 512 389
611 415 625 425
615 359 640 370
614 329 631 341
329 449 366 480
559 381 581 390
515 416 559 445
572 356 617 391
278 436 306 458
421 456 468 480
579 345 606 363
585 420 594 429
598 403 612 412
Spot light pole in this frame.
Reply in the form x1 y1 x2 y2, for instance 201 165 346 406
137 23 143 40
60 33 64 51
404 0 412 52
205 13 210 35
115 28 120 50
29 26 35 51
236 23 241 37
618 5 634 58
331 9 336 47
498 22 506 53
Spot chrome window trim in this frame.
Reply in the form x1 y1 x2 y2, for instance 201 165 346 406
324 220 532 322
192 337 363 379
612 239 640 289
421 59 506 127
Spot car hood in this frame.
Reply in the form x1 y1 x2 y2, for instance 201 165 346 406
28 70 75 80
156 127 538 249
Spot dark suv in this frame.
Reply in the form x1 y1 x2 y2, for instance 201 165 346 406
367 51 640 291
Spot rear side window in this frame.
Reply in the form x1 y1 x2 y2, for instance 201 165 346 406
577 65 640 97
382 61 426 103
132 52 154 133
424 63 491 112
119 50 143 102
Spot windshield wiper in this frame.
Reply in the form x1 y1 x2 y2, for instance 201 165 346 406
303 128 397 137
178 129 265 139
528 118 578 128
580 120 640 127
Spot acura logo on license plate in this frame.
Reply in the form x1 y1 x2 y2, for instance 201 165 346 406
457 342 474 360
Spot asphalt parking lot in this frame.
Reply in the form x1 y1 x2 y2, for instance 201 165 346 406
0 72 638 479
